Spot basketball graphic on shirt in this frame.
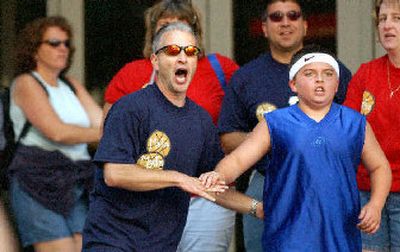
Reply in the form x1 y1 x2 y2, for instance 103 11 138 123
146 130 171 157
137 152 165 170
256 103 277 122
361 91 375 116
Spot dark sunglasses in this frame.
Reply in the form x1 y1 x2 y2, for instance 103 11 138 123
268 10 302 22
155 44 201 57
41 39 71 48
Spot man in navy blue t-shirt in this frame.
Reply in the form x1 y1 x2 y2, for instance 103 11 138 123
82 23 232 252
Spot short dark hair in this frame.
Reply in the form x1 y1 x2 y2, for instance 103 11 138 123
289 44 336 70
262 0 306 22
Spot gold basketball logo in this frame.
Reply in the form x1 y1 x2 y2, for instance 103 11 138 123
137 152 164 170
256 103 277 122
147 130 171 157
136 130 171 170
361 91 375 116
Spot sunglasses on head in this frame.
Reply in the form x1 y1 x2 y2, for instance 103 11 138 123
41 39 71 48
155 44 201 57
268 10 302 22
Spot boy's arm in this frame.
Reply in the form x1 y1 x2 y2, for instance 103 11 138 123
357 122 392 234
201 120 271 187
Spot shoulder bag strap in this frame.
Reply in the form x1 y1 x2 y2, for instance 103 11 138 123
17 73 50 141
207 53 227 91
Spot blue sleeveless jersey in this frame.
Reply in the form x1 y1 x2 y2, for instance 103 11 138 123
263 103 365 252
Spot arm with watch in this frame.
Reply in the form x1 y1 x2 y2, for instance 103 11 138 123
208 188 264 219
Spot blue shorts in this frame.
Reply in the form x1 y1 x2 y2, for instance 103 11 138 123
10 178 88 247
360 191 400 252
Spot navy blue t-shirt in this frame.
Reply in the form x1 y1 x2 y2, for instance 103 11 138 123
83 84 223 252
218 53 352 173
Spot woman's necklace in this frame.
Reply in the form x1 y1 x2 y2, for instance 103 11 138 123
387 59 400 98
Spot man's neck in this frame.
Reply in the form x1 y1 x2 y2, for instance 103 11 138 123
156 82 186 108
270 45 303 65
270 50 293 64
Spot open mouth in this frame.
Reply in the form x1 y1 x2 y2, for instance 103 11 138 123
175 68 188 84
175 68 188 76
315 87 325 94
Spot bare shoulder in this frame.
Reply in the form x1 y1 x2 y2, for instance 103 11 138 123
14 73 45 93
14 73 36 85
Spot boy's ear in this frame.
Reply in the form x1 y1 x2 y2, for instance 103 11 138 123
289 79 297 93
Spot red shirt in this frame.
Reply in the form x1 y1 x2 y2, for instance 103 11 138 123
344 55 400 192
105 53 239 125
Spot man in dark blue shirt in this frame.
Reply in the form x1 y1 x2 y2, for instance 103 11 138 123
82 23 229 252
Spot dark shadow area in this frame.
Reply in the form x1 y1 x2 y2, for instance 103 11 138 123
84 0 156 94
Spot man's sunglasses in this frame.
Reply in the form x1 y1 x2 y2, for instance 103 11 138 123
41 39 71 48
155 44 201 57
268 11 302 22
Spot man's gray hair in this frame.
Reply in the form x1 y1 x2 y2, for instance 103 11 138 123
152 22 197 53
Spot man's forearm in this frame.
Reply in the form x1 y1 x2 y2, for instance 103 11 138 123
214 188 263 219
103 163 186 191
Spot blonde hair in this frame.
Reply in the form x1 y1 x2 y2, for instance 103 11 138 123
143 0 204 58
374 0 400 25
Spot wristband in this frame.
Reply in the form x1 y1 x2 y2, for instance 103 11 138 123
249 198 260 217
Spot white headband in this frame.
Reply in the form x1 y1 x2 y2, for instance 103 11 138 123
289 53 340 80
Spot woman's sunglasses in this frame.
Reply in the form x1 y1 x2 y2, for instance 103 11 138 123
41 39 71 48
155 44 201 57
268 11 302 22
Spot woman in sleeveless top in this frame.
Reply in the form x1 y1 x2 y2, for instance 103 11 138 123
8 16 102 252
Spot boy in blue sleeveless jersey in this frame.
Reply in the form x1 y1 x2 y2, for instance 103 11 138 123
201 45 392 252
82 23 231 251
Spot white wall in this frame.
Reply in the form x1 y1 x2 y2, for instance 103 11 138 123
47 0 85 84
193 0 234 57
337 0 385 73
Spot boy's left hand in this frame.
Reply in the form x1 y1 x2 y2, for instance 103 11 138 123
357 202 382 234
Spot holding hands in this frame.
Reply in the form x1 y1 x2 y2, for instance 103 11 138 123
199 171 226 190
178 172 228 202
